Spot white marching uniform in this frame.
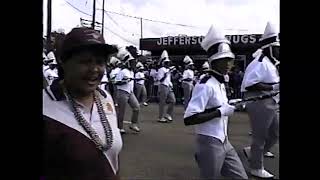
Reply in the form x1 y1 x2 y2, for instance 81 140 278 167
99 70 109 91
241 54 279 170
184 74 247 179
157 66 176 120
134 71 147 104
182 69 194 109
115 68 140 129
110 67 121 104
44 68 59 86
184 25 247 179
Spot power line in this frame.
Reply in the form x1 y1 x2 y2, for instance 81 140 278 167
64 0 138 46
106 11 140 36
65 1 247 32
64 0 92 17
98 9 200 28
104 25 139 46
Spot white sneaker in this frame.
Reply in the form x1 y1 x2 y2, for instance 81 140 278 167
120 129 126 134
250 169 274 178
264 151 275 158
158 117 168 123
129 124 140 132
165 114 173 122
143 102 148 106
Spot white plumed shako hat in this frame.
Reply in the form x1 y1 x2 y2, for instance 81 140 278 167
202 61 209 70
117 48 135 64
201 25 235 65
259 22 280 49
110 56 121 66
159 50 170 65
183 55 194 66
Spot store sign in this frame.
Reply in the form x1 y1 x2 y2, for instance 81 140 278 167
156 36 205 46
155 34 260 46
226 35 259 44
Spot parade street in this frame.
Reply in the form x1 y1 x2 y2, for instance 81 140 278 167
120 103 279 180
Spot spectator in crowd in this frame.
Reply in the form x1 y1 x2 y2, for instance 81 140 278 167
172 67 182 104
43 27 122 180
232 66 244 98
149 63 159 102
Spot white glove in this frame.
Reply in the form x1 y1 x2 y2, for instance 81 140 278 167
218 104 235 117
272 83 280 91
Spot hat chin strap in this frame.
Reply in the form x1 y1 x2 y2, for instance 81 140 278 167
268 46 280 66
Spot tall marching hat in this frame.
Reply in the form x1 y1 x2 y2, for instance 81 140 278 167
201 25 235 65
47 51 57 65
202 61 209 70
136 62 144 70
43 52 48 61
259 22 280 49
159 50 170 65
183 55 194 66
117 48 135 67
110 56 121 66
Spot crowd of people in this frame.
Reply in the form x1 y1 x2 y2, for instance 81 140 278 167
43 21 279 180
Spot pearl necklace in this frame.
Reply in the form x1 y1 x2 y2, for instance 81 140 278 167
66 91 113 151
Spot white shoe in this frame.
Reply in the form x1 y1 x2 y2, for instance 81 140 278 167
264 151 275 158
129 124 140 132
143 102 148 106
120 129 126 134
158 117 168 123
165 114 173 122
250 169 274 178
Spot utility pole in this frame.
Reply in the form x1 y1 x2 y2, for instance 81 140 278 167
47 0 52 51
140 17 143 55
92 0 96 29
101 0 105 36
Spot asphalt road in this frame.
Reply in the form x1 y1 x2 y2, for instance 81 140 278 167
119 103 279 180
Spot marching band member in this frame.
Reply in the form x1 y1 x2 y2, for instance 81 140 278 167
99 69 109 92
115 48 141 134
182 55 195 110
199 61 210 81
109 57 122 106
157 50 176 123
44 55 59 86
135 62 148 106
241 22 280 178
184 25 248 179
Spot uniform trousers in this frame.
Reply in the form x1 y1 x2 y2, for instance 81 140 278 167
195 134 248 179
116 89 140 129
246 98 279 169
158 84 176 119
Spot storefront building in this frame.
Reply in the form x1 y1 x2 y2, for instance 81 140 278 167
140 34 262 71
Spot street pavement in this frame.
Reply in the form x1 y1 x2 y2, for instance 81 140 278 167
119 103 279 180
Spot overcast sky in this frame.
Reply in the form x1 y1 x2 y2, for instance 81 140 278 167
43 0 279 48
